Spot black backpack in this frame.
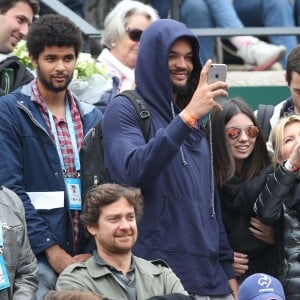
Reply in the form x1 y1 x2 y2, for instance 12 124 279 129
79 90 151 198
256 104 274 141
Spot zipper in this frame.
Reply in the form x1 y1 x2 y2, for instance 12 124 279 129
17 101 78 251
3 69 11 94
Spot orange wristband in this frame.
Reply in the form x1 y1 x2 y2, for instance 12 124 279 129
180 110 198 129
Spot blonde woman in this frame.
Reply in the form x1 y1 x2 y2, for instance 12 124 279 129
255 114 300 299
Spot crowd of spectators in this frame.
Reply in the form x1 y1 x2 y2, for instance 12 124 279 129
1 0 300 299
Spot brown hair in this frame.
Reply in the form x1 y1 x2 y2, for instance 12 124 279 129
43 290 103 300
0 0 40 15
286 45 300 86
209 98 270 189
81 183 143 233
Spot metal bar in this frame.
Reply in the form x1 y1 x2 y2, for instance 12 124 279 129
40 0 101 39
190 27 300 37
170 0 181 20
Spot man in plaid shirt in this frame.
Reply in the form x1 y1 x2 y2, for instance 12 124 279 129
0 14 101 299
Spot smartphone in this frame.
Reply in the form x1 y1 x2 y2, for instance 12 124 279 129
207 63 227 84
207 63 227 102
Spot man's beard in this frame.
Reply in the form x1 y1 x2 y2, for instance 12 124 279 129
172 82 190 97
172 75 196 109
37 66 73 92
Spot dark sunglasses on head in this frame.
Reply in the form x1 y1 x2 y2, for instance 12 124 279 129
126 28 143 42
225 125 259 140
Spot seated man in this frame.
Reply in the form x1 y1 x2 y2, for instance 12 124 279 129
56 183 187 299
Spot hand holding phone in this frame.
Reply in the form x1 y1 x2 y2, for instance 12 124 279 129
183 60 227 120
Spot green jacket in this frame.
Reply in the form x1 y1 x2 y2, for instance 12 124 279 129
56 255 187 300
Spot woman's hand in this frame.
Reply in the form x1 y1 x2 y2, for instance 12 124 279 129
249 217 274 245
286 142 300 169
233 251 249 277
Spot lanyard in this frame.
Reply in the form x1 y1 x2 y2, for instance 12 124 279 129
48 98 80 173
0 221 3 249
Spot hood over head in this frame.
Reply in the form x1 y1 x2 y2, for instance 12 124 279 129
135 19 202 120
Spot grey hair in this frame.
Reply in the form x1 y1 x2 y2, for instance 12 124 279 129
101 0 159 49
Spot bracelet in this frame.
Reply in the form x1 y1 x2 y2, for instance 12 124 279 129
180 110 198 129
284 160 300 172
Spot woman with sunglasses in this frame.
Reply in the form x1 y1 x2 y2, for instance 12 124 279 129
209 98 281 282
96 0 159 113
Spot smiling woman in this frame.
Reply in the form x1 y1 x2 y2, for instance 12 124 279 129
95 0 159 113
208 98 281 282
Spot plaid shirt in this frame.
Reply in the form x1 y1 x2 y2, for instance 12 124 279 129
31 80 83 251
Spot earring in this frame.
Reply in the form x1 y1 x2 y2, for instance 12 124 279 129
111 42 116 48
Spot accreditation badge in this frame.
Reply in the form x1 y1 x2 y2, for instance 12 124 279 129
65 177 82 210
0 255 10 290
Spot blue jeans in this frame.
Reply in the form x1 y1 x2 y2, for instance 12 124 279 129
234 0 297 67
180 0 243 63
295 0 300 26
36 260 57 300
61 0 84 17
151 0 170 18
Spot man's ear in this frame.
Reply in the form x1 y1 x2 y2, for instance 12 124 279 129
87 224 97 236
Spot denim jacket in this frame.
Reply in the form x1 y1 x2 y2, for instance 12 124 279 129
0 82 102 257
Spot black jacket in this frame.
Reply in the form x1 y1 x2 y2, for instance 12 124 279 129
0 55 33 96
256 164 300 300
221 166 280 278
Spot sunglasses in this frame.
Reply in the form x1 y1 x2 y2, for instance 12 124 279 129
225 125 259 140
126 28 143 42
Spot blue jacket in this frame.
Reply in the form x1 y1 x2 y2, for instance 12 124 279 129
0 82 101 257
103 19 234 296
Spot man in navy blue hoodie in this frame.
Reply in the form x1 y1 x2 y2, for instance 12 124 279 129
102 19 237 299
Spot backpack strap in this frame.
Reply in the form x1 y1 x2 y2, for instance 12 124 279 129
118 90 151 142
257 104 274 140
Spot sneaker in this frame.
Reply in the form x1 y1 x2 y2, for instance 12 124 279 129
237 38 286 71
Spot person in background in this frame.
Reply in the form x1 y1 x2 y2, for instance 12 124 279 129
0 186 38 300
96 0 158 112
151 0 286 70
181 0 287 70
56 183 188 299
102 18 238 299
0 14 101 299
209 98 279 281
233 0 297 68
262 45 300 152
0 0 40 95
238 273 285 300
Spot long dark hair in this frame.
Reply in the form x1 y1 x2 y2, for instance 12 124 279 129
210 98 270 189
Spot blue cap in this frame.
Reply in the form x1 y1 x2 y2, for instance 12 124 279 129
238 273 285 300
